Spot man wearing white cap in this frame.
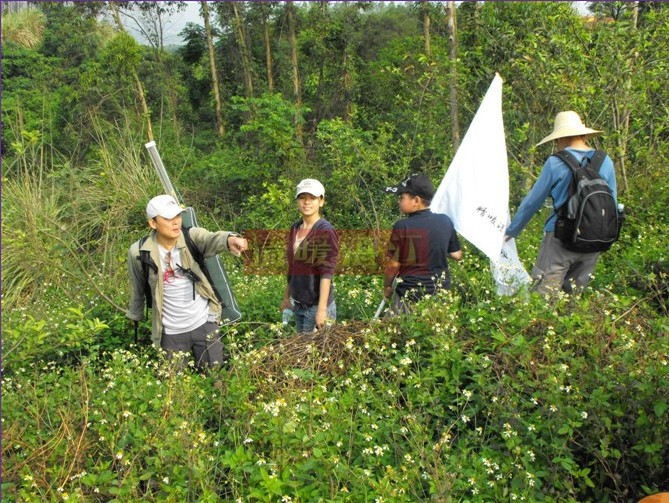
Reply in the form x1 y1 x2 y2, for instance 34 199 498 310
127 194 248 368
505 111 617 295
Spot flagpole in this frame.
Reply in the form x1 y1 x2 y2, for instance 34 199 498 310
373 299 386 320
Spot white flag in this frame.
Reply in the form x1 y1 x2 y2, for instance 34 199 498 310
491 238 532 296
432 74 530 295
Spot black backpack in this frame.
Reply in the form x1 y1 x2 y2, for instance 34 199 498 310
553 149 620 253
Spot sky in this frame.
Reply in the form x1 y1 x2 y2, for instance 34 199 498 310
163 1 201 46
121 1 201 47
126 1 592 47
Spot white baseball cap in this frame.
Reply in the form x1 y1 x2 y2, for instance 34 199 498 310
295 179 325 199
146 194 184 219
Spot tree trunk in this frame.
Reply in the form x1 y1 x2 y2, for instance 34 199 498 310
422 0 431 57
232 1 254 99
342 46 351 122
201 1 225 138
287 2 303 141
314 1 328 127
619 1 637 193
151 30 180 143
109 3 154 142
446 1 460 152
612 2 637 195
263 14 274 92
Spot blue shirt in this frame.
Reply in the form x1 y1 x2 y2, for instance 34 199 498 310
506 148 617 238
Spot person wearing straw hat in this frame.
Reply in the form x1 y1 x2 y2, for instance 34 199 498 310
505 111 618 295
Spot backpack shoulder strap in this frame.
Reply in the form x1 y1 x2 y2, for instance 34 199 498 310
182 226 205 268
552 149 581 175
138 235 149 250
137 235 157 273
136 235 155 315
588 150 606 173
181 226 226 305
553 149 607 175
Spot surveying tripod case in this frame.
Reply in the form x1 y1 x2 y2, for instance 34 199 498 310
144 141 242 324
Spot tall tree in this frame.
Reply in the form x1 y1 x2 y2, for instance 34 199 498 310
248 2 279 93
346 3 374 121
213 2 255 103
446 1 460 151
262 4 274 93
117 1 186 52
231 1 255 99
420 0 431 57
332 2 372 122
286 1 303 140
201 0 225 137
105 2 188 142
108 2 154 141
132 2 187 142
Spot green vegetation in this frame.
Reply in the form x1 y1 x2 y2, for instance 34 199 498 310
2 2 668 501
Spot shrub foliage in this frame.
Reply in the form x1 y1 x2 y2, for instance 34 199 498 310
2 2 669 501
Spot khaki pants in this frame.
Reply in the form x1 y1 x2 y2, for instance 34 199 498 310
532 232 600 295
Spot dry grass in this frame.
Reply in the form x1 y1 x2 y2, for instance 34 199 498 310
248 321 374 389
1 8 46 49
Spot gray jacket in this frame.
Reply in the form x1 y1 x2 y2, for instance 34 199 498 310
127 227 237 346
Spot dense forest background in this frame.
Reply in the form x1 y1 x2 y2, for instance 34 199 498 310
2 2 668 502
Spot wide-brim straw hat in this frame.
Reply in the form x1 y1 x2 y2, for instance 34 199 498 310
536 111 602 146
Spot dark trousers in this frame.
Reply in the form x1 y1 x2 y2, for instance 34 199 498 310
160 321 223 369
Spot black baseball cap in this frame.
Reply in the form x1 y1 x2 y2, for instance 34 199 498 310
384 173 435 200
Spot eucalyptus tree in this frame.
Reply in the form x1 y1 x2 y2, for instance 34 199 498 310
178 22 210 120
214 1 255 101
201 0 225 137
107 2 154 141
115 1 187 52
416 0 432 57
299 1 372 127
587 2 669 192
285 1 303 140
333 1 373 122
246 1 280 93
103 1 189 142
298 2 327 129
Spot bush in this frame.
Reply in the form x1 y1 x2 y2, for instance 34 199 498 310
3 287 667 501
